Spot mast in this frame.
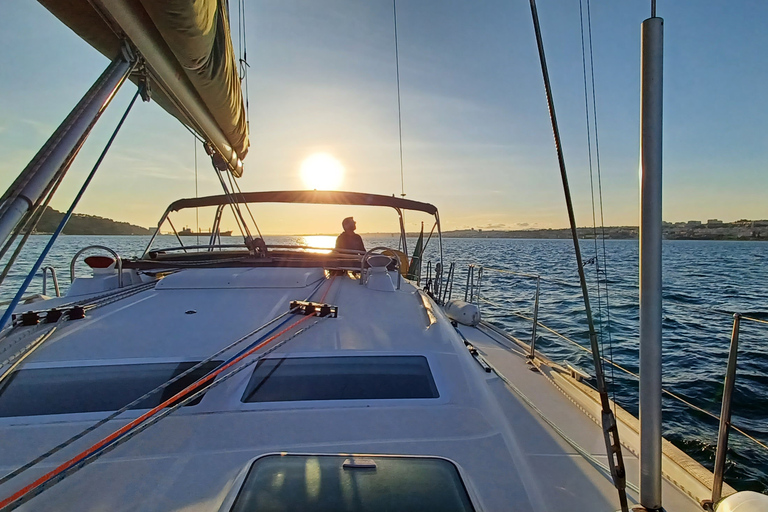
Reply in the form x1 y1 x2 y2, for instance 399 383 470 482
639 1 664 509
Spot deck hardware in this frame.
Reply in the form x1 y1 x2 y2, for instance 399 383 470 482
70 245 124 288
41 266 61 297
289 300 338 318
342 458 377 469
45 308 63 323
67 306 86 320
566 364 590 382
20 311 40 326
12 306 84 326
453 324 492 373
468 346 492 373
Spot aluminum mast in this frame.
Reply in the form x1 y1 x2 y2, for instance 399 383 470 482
639 1 664 508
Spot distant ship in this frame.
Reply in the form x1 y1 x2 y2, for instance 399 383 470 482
178 227 233 237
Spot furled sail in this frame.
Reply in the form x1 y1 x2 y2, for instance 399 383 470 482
38 0 249 175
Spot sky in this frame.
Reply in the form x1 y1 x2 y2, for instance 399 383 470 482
0 1 766 234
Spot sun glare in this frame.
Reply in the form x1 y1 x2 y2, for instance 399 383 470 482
300 153 344 190
300 235 337 253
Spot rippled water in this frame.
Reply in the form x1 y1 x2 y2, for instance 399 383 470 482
437 238 768 494
2 235 767 492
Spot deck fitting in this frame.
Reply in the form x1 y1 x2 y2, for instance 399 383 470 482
289 300 338 318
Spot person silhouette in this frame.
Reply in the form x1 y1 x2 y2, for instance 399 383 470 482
335 217 365 252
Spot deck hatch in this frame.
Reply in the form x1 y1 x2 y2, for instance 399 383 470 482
241 356 439 403
0 361 222 417
231 454 474 511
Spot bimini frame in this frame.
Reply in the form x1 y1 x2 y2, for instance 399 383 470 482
141 190 443 264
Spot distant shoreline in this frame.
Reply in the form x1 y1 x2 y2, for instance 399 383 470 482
30 231 767 241
434 225 767 241
30 206 767 242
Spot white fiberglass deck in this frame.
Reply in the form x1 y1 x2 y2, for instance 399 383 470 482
0 267 707 511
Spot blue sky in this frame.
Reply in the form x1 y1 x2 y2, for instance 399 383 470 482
0 1 766 233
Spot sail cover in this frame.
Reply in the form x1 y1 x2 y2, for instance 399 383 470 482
38 0 249 174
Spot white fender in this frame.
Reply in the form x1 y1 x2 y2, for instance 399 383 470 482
444 300 481 326
717 491 768 512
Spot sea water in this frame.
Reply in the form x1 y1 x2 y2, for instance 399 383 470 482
2 235 767 493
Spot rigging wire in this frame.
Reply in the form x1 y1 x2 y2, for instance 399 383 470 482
0 117 91 286
393 0 405 198
0 315 321 511
0 277 337 510
229 172 264 240
578 0 618 415
194 136 200 246
484 303 768 454
0 90 141 332
0 172 66 289
526 0 627 509
215 169 250 240
0 277 327 487
588 0 618 413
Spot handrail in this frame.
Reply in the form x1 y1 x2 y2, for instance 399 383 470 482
41 266 60 297
482 266 579 288
474 265 768 471
742 315 768 326
441 262 455 304
69 245 123 288
712 313 740 503
150 244 246 254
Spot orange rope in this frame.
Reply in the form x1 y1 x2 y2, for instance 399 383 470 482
0 277 341 508
1 276 338 509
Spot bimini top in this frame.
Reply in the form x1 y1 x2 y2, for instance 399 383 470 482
166 190 439 216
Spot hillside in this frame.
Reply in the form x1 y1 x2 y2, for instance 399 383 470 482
441 220 768 241
31 207 152 235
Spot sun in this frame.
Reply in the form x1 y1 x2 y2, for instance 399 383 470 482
300 153 344 190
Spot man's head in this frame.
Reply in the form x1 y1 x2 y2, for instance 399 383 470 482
342 217 356 232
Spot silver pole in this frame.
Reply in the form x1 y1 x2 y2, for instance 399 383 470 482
711 313 741 503
639 14 664 510
0 57 133 245
475 267 483 304
435 211 443 271
464 265 474 302
529 276 541 359
396 208 409 256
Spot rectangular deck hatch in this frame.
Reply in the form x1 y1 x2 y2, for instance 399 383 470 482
231 454 475 511
0 361 221 417
241 356 439 403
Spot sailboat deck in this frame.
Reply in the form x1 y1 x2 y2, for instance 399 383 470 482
0 268 708 510
458 324 706 511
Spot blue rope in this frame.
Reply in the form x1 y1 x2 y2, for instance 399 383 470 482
0 276 328 487
0 90 140 331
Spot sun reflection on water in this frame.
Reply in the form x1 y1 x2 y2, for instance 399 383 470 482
298 235 336 253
